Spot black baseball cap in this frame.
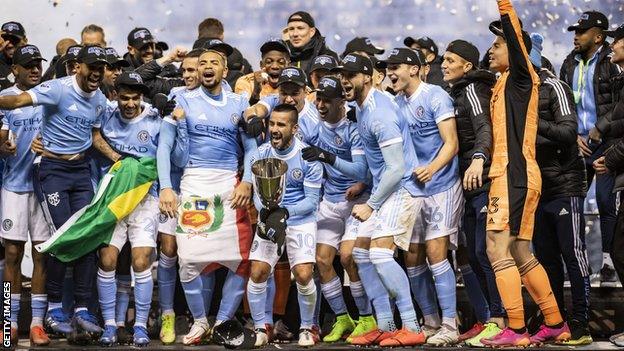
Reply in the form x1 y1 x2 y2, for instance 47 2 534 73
105 47 130 68
260 39 291 57
334 53 373 75
404 36 438 56
370 56 387 71
489 20 532 52
567 11 609 31
193 38 234 57
77 45 109 65
127 27 156 49
605 23 624 41
287 11 315 28
383 48 421 66
310 55 338 73
342 37 385 57
277 67 307 87
1 22 26 40
445 40 480 69
63 45 82 62
315 76 344 99
115 71 150 95
12 44 46 66
155 41 169 51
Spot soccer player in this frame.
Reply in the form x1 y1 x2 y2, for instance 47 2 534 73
386 47 461 346
481 0 570 346
0 44 49 347
301 76 376 342
157 46 257 345
339 53 425 347
0 45 121 336
247 103 323 347
95 72 161 347
101 47 129 100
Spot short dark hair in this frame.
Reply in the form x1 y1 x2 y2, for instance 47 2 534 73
272 103 298 124
198 18 224 39
185 48 205 58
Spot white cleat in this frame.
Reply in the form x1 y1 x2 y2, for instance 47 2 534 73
426 324 459 346
254 328 269 347
182 319 210 346
298 328 316 347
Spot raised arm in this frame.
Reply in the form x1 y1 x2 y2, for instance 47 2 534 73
498 0 535 87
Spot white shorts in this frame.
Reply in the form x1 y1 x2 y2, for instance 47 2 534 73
357 187 419 251
0 188 50 242
317 195 368 250
109 195 159 250
157 212 177 236
249 221 316 269
411 180 464 248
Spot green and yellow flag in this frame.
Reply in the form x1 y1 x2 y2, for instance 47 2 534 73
35 157 158 262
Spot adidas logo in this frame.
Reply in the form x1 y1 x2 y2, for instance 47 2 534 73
68 103 78 111
13 108 22 114
559 208 569 216
488 217 495 224
480 206 488 213
197 113 207 120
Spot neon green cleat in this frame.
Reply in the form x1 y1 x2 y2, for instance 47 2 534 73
465 322 502 347
346 315 377 343
323 314 355 342
159 313 176 345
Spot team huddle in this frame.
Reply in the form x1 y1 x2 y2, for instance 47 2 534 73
1 0 624 348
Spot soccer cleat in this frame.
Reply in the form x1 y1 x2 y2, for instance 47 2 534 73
379 327 426 347
182 319 210 346
298 328 316 347
421 324 439 339
611 331 624 347
323 314 355 342
346 315 377 342
74 310 103 334
133 326 150 347
426 324 459 346
465 322 501 347
45 308 74 334
558 319 592 346
481 327 530 347
349 329 394 345
530 322 571 345
273 320 293 342
600 264 619 287
159 313 176 344
458 322 485 342
99 325 118 347
310 325 321 343
254 328 269 347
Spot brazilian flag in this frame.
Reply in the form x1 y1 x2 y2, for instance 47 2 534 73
35 157 158 262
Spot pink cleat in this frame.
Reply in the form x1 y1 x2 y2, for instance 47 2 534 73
530 323 571 345
481 327 530 347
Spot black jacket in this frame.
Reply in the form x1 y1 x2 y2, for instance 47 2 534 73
133 60 184 100
427 55 448 89
449 69 495 199
560 42 621 141
0 53 13 91
287 31 337 77
536 69 587 199
603 72 624 191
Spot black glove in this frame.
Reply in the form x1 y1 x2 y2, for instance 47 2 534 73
153 93 176 117
302 145 336 165
258 207 289 256
243 115 265 137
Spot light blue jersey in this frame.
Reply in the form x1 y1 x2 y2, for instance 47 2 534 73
395 82 458 196
0 86 42 192
166 86 189 191
256 138 323 226
26 75 107 154
355 88 419 197
259 94 319 145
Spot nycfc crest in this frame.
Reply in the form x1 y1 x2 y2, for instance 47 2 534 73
177 195 224 236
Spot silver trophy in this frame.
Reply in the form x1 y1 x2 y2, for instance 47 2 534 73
252 158 288 209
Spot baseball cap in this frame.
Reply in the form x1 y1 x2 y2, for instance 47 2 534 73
127 27 155 49
62 45 82 62
370 56 387 71
310 55 338 73
334 53 373 75
260 39 291 57
105 47 130 68
115 71 150 95
12 44 46 66
489 20 532 52
193 38 234 57
277 67 308 87
342 37 384 57
155 41 169 51
605 23 624 41
404 36 438 56
1 21 26 40
445 40 480 69
382 48 421 66
567 11 609 31
77 45 109 65
287 11 315 28
315 76 344 99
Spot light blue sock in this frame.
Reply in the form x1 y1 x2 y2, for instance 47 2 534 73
157 254 177 315
431 260 457 329
97 268 117 327
10 293 20 329
30 294 47 327
321 276 347 315
264 274 275 325
182 275 206 320
115 274 131 326
349 280 372 316
313 275 321 326
370 248 419 332
216 270 245 322
297 280 317 329
200 272 216 314
134 269 153 329
247 280 267 329
459 264 490 323
406 264 440 327
352 247 395 331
